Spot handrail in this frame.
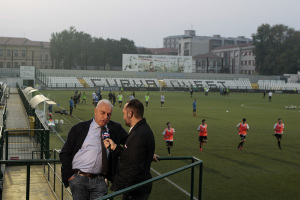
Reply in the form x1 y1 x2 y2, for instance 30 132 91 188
0 156 203 200
99 156 203 200
0 159 60 200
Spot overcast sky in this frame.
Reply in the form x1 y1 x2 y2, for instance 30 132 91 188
1 0 300 48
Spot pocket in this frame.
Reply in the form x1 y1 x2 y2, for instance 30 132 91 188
68 174 79 185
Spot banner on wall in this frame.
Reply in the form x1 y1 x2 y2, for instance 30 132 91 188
20 66 35 78
122 54 192 73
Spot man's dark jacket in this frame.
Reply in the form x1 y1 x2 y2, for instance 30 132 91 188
59 119 128 187
111 118 155 196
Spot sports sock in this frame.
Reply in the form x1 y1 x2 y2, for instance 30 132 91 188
238 142 243 149
278 141 281 149
168 147 170 154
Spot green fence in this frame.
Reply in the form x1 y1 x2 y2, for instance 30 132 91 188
99 156 203 200
13 83 50 159
0 155 202 200
0 159 62 200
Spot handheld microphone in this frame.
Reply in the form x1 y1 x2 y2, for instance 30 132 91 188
101 127 111 151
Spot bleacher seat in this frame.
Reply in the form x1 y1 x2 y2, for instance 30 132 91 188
258 80 300 90
163 79 252 89
47 76 83 88
83 77 159 88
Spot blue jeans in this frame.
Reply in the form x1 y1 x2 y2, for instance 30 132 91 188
69 174 107 200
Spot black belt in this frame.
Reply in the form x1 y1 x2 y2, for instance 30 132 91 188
74 170 105 178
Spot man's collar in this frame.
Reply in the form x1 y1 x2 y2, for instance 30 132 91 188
91 118 108 129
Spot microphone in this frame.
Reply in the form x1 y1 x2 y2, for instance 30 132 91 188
101 127 111 151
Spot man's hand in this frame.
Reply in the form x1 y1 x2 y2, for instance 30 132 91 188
153 154 160 162
104 138 117 151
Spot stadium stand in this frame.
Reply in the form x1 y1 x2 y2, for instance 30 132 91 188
41 75 254 90
83 77 160 88
163 78 252 89
46 76 83 88
258 80 300 90
32 69 300 92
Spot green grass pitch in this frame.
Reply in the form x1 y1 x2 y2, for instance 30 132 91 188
41 90 300 200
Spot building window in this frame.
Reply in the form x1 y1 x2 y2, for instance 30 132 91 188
22 50 26 57
248 60 251 65
21 62 26 66
241 61 243 65
184 42 189 49
0 62 3 68
7 49 11 57
0 49 4 57
184 50 189 56
14 62 18 68
198 61 202 67
14 50 18 57
7 62 11 68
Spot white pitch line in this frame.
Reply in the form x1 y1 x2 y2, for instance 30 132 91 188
150 167 198 200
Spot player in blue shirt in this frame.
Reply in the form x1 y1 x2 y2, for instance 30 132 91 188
193 99 196 117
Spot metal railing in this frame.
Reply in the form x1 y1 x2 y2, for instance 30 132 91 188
0 159 61 200
14 83 50 159
40 149 72 200
99 156 203 200
0 153 203 200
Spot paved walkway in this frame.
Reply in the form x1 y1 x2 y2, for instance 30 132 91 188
2 166 57 200
2 88 57 200
5 88 28 129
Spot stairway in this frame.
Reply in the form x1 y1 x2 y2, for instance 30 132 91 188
77 78 89 88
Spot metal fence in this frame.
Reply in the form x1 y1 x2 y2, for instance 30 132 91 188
0 155 202 200
0 83 50 161
99 156 203 200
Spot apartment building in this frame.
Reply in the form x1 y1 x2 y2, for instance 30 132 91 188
211 43 256 74
0 37 53 69
163 30 252 57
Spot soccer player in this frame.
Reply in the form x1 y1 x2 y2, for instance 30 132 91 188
197 119 207 151
268 91 272 102
69 97 74 116
205 87 209 96
117 92 123 108
237 118 249 150
193 99 196 117
274 118 285 150
145 92 150 107
163 122 175 156
129 93 134 100
160 93 165 108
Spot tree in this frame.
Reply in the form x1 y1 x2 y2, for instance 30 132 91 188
50 27 138 70
252 24 300 75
